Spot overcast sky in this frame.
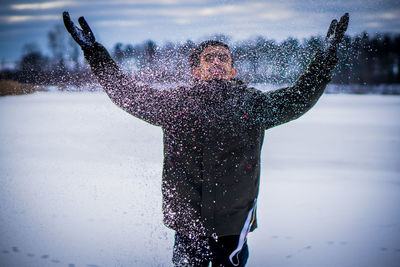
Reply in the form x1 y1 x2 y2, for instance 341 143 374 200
0 0 399 62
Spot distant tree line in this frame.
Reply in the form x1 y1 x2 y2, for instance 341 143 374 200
1 24 399 87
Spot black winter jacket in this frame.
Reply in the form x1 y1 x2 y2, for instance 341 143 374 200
83 43 336 237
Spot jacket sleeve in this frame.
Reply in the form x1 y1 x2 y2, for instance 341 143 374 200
83 42 170 127
251 50 338 129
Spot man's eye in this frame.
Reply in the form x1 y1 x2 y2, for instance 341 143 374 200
218 54 229 62
204 55 215 62
203 53 230 62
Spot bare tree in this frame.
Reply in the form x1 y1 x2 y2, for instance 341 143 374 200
48 24 66 63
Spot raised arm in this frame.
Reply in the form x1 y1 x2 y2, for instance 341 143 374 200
252 13 349 129
63 12 170 126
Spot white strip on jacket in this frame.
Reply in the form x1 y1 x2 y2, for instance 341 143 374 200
229 198 257 266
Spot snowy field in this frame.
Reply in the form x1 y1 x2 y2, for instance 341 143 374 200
0 90 399 267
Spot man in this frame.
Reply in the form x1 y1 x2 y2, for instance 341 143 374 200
63 12 349 266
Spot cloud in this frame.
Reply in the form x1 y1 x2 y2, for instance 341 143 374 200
96 0 203 4
173 18 191 25
379 10 400 20
197 5 240 16
101 1 294 21
96 19 144 27
109 0 203 4
162 2 294 19
357 9 400 30
10 1 77 10
9 0 204 11
365 22 383 28
0 15 59 23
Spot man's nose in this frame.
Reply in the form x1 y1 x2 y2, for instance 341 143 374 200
212 57 222 64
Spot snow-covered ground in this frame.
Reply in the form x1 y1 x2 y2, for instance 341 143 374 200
0 91 399 267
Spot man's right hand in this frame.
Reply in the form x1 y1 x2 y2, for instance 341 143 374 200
325 13 349 56
63 11 96 49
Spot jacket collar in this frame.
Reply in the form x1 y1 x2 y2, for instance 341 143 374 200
186 78 245 103
190 78 246 89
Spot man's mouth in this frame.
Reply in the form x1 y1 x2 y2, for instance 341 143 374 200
209 67 225 75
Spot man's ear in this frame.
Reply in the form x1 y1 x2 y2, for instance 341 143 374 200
230 68 237 79
192 67 201 79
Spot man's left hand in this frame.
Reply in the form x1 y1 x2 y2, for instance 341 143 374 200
63 11 96 49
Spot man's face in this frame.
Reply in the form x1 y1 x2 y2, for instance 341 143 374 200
193 46 237 81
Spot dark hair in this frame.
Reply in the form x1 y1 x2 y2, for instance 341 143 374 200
188 40 233 69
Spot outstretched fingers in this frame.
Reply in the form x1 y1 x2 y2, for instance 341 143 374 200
62 12 96 48
325 19 337 41
78 16 95 43
63 11 86 47
63 11 76 35
333 13 349 46
337 13 349 35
